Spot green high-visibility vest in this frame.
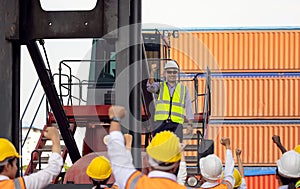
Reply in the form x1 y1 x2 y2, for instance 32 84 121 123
154 82 186 124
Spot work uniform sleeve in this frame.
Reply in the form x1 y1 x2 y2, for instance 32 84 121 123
176 161 187 185
23 152 63 189
108 131 136 189
223 149 235 188
146 80 160 93
238 178 248 189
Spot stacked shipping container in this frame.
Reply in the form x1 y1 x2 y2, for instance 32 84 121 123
170 30 300 189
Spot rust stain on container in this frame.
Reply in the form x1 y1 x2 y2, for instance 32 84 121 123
206 124 300 166
171 31 300 72
181 76 300 119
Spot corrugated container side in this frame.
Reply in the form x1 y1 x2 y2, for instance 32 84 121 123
171 31 300 72
207 124 300 166
181 76 300 118
245 174 278 189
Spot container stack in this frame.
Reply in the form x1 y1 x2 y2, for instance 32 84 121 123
171 30 300 189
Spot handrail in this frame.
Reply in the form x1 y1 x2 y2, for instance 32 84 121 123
202 67 211 138
196 130 202 174
30 150 41 174
58 59 113 106
22 94 46 147
21 80 40 121
59 61 72 106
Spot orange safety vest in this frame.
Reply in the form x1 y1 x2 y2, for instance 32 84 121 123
126 171 191 189
199 180 233 189
0 177 26 189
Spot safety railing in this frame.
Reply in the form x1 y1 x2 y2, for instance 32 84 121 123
57 59 118 106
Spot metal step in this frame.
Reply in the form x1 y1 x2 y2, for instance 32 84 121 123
187 166 199 175
183 133 200 140
42 135 63 141
32 156 49 164
183 123 203 129
50 123 75 129
37 145 65 152
184 144 198 151
185 156 198 164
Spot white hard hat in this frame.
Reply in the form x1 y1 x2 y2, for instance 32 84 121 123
164 61 179 70
199 154 223 181
277 150 300 178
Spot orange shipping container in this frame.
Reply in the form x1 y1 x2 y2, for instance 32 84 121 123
207 124 300 166
181 76 300 119
171 31 300 72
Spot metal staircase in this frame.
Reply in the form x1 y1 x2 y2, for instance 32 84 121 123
25 113 77 182
182 68 212 176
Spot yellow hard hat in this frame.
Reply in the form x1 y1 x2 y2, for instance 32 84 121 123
294 145 300 154
86 156 112 180
0 138 21 162
146 131 181 163
233 168 242 188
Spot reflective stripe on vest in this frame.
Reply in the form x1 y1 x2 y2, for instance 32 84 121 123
127 171 143 189
14 178 22 189
0 177 25 189
154 82 186 124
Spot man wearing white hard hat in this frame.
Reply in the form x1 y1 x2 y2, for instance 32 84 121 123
147 60 194 142
198 137 235 189
276 150 300 189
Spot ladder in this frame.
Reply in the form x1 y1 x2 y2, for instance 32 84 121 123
24 112 77 183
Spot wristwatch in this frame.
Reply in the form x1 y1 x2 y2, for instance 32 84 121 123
111 116 121 123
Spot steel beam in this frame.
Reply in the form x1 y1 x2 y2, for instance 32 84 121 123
27 41 81 163
0 0 21 152
129 0 142 170
20 0 118 41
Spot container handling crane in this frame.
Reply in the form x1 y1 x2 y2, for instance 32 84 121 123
1 0 211 188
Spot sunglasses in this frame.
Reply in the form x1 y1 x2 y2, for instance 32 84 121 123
166 71 178 74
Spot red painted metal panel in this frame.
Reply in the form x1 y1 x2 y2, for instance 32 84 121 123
63 152 114 184
245 174 279 189
171 31 300 72
207 124 300 166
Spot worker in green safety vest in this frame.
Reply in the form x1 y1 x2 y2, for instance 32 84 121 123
147 60 194 142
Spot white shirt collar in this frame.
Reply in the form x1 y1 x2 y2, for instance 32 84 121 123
278 185 288 189
148 170 177 182
200 181 220 188
166 81 178 87
0 175 10 181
